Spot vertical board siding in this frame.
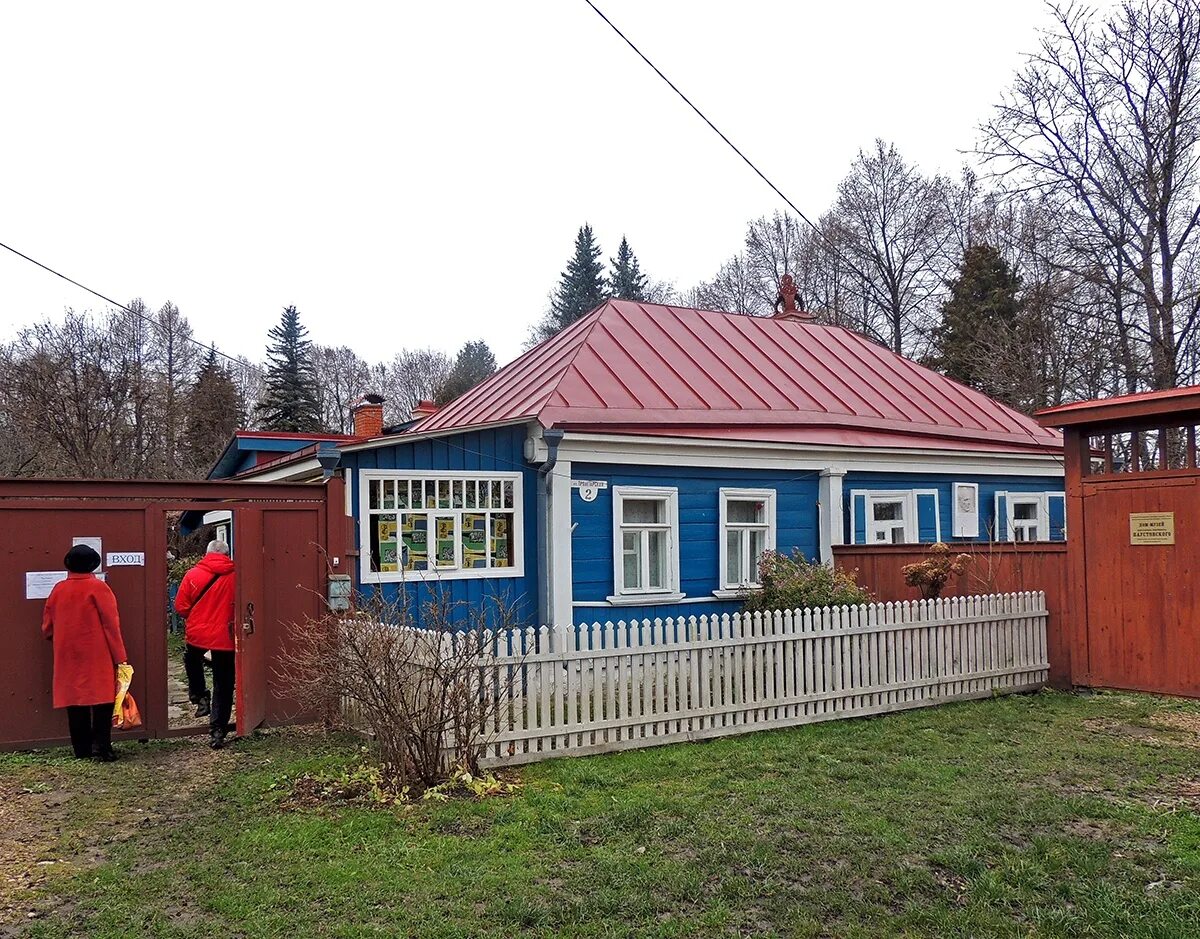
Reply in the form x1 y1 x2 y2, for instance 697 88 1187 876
340 425 539 627
833 542 1069 688
411 592 1048 768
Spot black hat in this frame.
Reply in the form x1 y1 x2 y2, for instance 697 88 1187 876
64 545 101 574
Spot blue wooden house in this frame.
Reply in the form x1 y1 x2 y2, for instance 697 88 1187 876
220 297 1065 629
218 300 1064 629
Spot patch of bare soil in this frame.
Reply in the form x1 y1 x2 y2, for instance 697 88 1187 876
1148 711 1200 746
1081 717 1168 746
0 740 237 930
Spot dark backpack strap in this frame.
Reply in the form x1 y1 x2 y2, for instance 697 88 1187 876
189 571 228 611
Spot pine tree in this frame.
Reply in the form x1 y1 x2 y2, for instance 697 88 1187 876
255 306 322 432
185 347 245 475
528 224 607 344
934 243 1024 403
435 340 498 405
608 236 649 301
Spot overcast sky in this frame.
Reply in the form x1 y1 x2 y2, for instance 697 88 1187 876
0 0 1065 368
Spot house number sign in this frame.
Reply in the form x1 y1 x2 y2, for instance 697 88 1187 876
571 480 608 502
1129 512 1175 545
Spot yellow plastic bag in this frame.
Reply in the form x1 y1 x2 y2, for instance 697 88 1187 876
113 663 134 723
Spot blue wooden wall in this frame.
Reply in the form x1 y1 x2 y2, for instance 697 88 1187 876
569 462 821 624
843 471 1066 543
340 425 540 627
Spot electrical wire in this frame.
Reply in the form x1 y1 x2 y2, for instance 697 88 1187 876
0 238 262 375
580 0 877 290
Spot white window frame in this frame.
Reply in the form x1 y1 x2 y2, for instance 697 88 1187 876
609 485 682 604
715 488 777 597
1008 494 1044 542
358 469 524 583
861 490 917 544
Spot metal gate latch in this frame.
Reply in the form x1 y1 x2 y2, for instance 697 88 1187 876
244 601 256 634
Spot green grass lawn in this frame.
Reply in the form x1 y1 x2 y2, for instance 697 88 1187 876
4 690 1200 938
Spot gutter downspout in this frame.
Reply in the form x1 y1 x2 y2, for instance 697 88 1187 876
537 428 565 646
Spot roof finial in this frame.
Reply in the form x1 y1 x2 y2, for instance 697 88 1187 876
773 273 813 322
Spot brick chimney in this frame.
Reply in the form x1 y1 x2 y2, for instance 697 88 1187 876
411 399 439 421
351 394 385 438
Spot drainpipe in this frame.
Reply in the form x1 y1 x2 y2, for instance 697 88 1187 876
536 429 565 645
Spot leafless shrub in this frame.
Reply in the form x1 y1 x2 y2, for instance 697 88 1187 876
275 590 525 791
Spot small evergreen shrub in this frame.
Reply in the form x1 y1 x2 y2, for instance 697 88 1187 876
742 550 872 612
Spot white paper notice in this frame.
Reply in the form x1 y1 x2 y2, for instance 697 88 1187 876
25 571 67 599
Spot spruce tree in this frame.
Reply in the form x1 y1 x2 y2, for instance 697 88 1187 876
255 306 323 432
435 340 498 405
185 347 245 475
543 224 606 334
608 236 649 301
934 243 1023 402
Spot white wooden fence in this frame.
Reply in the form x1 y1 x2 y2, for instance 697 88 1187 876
470 592 1049 768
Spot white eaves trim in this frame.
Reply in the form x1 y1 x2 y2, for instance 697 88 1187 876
235 457 325 482
554 432 1064 477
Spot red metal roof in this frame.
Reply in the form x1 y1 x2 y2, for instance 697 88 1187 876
408 300 1062 453
1037 385 1200 428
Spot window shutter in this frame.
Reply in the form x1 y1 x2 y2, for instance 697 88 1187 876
916 493 939 542
852 493 867 545
1048 493 1066 540
994 492 1009 541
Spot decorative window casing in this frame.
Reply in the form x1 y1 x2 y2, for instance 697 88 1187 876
610 486 681 603
360 470 523 582
994 490 1066 542
717 488 776 594
864 491 916 544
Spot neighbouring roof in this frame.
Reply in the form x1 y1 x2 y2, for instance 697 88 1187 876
399 300 1061 454
207 430 356 479
1037 385 1200 428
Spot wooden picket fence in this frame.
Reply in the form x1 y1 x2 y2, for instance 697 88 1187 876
466 591 1048 768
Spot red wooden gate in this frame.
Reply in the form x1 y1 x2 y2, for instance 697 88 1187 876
1039 389 1200 696
0 479 348 750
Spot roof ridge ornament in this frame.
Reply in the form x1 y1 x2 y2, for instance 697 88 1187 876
773 273 814 322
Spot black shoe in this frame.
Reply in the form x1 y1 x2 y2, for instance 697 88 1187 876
209 729 226 750
92 747 118 763
194 696 211 718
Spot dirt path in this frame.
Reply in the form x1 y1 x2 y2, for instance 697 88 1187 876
0 738 238 930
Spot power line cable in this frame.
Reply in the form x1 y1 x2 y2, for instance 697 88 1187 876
580 0 876 289
0 238 263 375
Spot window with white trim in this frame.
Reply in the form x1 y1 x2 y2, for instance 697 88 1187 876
612 486 679 599
361 471 523 581
868 492 914 544
719 488 776 589
1009 495 1042 542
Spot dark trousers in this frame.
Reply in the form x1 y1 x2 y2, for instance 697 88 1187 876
185 642 235 733
183 642 210 704
66 703 112 758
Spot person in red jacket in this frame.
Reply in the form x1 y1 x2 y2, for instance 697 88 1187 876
41 544 129 761
174 539 236 749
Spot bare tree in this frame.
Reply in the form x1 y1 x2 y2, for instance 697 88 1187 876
981 0 1200 390
828 139 956 355
373 348 454 424
314 344 372 433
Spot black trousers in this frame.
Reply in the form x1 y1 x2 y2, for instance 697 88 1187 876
185 643 235 733
66 703 112 758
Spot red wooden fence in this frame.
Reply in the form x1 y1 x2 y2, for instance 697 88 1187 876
833 543 1070 688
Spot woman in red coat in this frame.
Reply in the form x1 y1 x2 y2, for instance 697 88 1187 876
41 545 128 761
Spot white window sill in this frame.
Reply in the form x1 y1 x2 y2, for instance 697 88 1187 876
361 567 524 584
712 587 760 600
604 592 686 606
